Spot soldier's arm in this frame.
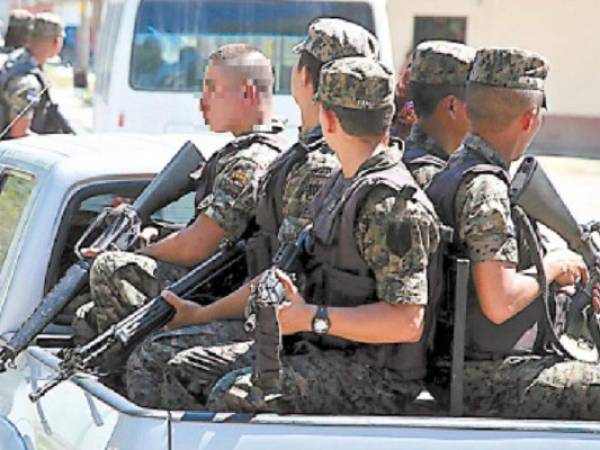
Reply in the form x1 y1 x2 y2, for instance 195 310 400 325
143 154 263 266
280 187 440 344
460 175 588 324
142 213 224 266
3 74 41 138
162 277 257 330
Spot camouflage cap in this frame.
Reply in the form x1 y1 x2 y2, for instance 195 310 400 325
293 18 379 63
410 40 475 85
468 47 549 91
315 56 394 110
32 13 64 39
8 9 34 30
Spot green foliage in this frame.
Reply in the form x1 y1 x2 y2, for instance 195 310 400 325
0 174 34 269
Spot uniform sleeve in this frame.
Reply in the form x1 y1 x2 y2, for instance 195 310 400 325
277 151 338 246
3 74 42 120
456 173 518 264
355 187 440 306
198 143 276 241
411 164 442 189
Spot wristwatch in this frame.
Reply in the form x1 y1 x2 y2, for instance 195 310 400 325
311 305 331 335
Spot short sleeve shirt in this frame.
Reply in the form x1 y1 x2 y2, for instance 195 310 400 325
277 127 339 245
3 73 42 120
354 147 441 306
454 133 518 264
197 123 287 241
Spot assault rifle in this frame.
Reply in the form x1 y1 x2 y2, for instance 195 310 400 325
244 226 312 398
30 240 247 401
510 156 600 361
36 102 76 135
0 141 204 372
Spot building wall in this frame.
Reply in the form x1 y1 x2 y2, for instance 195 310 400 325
387 0 600 154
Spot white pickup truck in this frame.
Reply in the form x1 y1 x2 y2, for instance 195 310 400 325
1 135 600 450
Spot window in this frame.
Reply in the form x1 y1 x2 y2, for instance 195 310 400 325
413 16 467 47
0 169 35 273
45 181 195 293
130 0 375 93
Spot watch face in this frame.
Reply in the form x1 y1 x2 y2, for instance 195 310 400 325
313 318 329 335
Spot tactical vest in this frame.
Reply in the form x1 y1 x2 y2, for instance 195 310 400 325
0 49 51 138
402 144 447 174
303 153 443 381
426 151 546 359
192 128 287 221
246 134 327 277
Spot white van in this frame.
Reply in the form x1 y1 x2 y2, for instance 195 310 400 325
93 0 393 134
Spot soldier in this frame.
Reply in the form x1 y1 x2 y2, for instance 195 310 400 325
1 9 34 54
135 56 441 414
427 47 600 420
403 40 475 188
0 13 66 139
125 18 382 409
72 44 287 348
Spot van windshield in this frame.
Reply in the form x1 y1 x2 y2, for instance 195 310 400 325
130 0 375 93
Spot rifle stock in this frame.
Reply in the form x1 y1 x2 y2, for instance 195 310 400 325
510 156 600 360
0 141 205 371
30 240 247 401
247 226 312 394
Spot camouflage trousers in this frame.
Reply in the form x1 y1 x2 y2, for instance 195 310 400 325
71 251 188 345
462 355 600 420
126 320 254 409
126 321 424 414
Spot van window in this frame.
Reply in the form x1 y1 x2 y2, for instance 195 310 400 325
0 169 35 273
130 0 374 93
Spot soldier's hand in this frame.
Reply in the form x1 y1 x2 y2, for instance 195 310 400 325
275 270 315 336
162 290 206 330
81 247 102 259
544 250 589 287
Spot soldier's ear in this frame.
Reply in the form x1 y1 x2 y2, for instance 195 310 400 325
520 107 538 132
242 81 257 102
320 106 338 134
300 66 313 89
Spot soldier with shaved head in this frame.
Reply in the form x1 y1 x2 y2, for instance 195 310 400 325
72 44 288 372
125 18 385 411
427 47 600 419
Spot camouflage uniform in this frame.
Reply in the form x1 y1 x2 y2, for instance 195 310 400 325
430 48 600 420
403 41 475 188
404 123 450 188
207 57 441 415
72 121 286 345
277 16 380 245
0 13 64 134
126 18 382 409
274 126 338 246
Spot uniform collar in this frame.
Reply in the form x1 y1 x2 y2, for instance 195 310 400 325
463 133 510 171
299 124 322 144
22 48 40 66
406 123 449 161
238 117 286 137
353 140 402 178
